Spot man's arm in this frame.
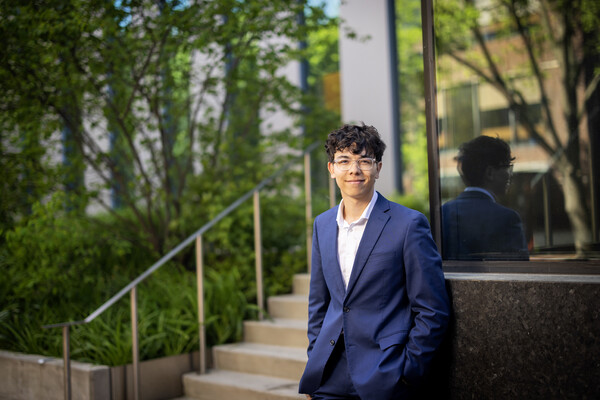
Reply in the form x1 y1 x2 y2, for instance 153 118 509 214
401 213 450 383
306 219 330 357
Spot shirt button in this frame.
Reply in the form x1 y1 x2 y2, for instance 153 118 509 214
343 307 350 313
330 339 335 346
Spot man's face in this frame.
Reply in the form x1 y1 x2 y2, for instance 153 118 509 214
328 148 382 203
488 163 513 196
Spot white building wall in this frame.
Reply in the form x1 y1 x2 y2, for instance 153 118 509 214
258 30 302 161
339 0 398 197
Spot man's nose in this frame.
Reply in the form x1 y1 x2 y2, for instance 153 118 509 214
348 161 362 173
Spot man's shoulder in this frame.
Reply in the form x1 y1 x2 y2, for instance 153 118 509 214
443 191 493 209
315 205 338 223
442 193 522 221
380 195 427 222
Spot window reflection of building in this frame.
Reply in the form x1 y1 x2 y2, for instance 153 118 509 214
434 0 599 259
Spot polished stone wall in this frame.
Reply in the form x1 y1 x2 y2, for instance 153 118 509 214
424 273 600 399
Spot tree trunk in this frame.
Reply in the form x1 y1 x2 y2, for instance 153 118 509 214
556 155 592 255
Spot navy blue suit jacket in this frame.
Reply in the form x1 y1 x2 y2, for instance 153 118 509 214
298 194 450 400
442 190 529 260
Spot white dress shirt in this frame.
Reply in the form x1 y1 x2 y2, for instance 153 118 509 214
336 191 378 289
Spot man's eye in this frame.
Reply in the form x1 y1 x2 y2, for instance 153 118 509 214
359 159 373 167
337 160 350 165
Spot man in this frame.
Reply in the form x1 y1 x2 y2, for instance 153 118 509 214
298 124 450 400
441 135 529 260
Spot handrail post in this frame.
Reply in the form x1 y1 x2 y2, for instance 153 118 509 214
62 326 71 400
253 191 264 320
195 235 207 374
130 287 141 400
329 176 336 209
304 152 313 272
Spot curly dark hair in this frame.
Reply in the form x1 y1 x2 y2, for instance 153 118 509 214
456 136 515 186
325 123 386 162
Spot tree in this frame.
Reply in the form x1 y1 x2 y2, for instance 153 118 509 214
396 0 430 204
434 0 600 254
0 0 333 254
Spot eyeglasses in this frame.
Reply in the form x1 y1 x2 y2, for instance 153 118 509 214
497 163 514 171
333 158 377 171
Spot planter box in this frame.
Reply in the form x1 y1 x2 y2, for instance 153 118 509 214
0 350 200 400
110 352 199 400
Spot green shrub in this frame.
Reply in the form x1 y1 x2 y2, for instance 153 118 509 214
65 264 252 365
388 192 430 220
2 192 142 313
0 181 310 366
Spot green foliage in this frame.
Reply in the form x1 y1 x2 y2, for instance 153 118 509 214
0 0 337 367
0 120 61 243
180 167 310 300
204 268 254 346
3 192 140 313
396 0 430 200
306 18 340 95
388 192 430 220
0 171 310 365
433 0 480 54
69 265 251 366
0 0 336 257
0 191 147 362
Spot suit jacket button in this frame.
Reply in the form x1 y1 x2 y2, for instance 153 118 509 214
330 339 335 345
343 307 350 313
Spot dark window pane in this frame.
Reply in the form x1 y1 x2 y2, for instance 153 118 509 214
434 0 600 260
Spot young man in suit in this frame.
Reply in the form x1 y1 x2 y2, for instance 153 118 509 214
299 124 450 400
441 135 529 260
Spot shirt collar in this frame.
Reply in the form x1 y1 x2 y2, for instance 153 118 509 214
464 186 496 202
336 191 379 227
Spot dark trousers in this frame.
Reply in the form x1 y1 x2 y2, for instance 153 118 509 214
312 334 360 400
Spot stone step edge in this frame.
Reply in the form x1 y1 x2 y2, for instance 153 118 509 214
213 342 307 362
244 318 307 329
268 293 308 301
182 369 304 398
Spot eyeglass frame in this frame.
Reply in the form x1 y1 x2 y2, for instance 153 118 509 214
495 163 514 172
332 157 378 171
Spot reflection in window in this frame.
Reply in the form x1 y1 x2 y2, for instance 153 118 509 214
434 0 600 259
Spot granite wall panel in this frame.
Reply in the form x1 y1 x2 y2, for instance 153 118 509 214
423 274 600 399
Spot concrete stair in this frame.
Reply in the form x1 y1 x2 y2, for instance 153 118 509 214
181 273 310 400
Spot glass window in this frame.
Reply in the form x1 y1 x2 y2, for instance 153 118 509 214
432 0 600 261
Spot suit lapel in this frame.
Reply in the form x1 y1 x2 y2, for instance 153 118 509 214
345 194 390 298
320 206 346 297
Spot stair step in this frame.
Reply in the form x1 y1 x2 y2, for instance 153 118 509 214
244 318 308 348
292 274 310 295
182 370 305 400
268 294 308 319
213 342 307 381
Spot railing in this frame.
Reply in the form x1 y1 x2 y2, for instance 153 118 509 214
43 142 337 400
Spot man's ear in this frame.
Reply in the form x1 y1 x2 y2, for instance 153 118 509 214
328 162 335 178
374 161 382 179
484 165 495 182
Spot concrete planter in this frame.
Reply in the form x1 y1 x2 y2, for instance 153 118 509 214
0 350 199 400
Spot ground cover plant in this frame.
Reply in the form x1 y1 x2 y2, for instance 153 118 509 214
0 181 310 366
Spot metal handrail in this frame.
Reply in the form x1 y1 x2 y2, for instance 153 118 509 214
43 141 324 400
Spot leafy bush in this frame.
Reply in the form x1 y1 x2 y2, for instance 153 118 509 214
2 192 141 314
389 192 430 220
0 180 309 366
66 265 252 365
